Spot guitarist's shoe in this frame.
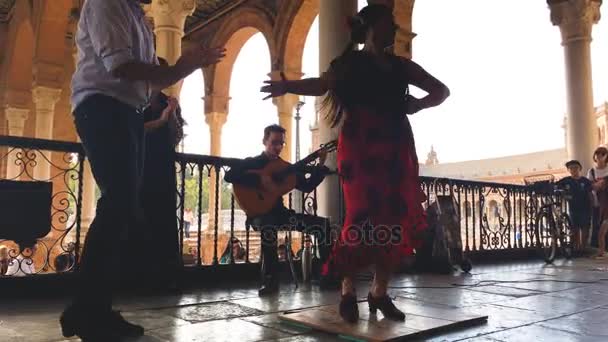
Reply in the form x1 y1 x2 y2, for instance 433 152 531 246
258 276 279 296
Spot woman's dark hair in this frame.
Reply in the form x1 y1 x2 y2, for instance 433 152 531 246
347 4 393 45
322 4 395 127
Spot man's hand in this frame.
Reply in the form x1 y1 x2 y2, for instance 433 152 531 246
260 174 277 193
176 45 226 72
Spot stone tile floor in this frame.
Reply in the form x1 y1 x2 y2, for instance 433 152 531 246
3 258 608 341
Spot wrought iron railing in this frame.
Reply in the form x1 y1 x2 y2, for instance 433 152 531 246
174 153 319 267
0 135 564 279
419 176 565 255
0 135 85 277
0 135 319 277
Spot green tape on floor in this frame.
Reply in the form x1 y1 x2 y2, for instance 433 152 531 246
280 320 313 331
338 334 366 342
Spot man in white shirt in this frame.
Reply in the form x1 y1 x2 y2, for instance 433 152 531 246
60 0 225 340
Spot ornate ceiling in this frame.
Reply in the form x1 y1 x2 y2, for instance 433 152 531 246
0 0 15 22
0 0 269 33
185 0 237 34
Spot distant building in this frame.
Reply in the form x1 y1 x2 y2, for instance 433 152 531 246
420 102 608 184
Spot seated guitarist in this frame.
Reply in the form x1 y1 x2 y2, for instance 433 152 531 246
224 124 332 295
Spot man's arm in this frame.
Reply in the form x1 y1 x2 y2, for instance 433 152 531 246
84 0 224 91
113 62 195 93
224 158 262 187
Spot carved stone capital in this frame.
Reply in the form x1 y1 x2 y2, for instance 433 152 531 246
549 0 602 44
394 30 417 59
33 62 65 89
32 86 62 113
5 107 29 135
204 95 230 115
268 70 304 82
150 0 196 35
3 89 31 110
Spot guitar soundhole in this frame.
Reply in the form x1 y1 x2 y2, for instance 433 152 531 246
257 192 264 200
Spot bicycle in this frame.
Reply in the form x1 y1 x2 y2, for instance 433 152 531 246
524 175 574 264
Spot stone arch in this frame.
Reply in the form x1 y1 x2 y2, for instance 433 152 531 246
1 1 34 104
32 0 71 75
206 6 276 98
281 0 319 77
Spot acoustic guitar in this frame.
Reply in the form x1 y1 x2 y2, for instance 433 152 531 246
233 140 338 217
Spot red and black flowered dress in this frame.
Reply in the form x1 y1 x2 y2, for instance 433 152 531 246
322 51 427 276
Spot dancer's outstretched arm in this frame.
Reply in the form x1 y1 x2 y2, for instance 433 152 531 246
261 73 329 99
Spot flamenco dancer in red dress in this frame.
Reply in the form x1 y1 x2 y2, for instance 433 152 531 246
261 4 449 323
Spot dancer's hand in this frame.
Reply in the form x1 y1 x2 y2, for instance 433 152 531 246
404 95 424 115
261 72 288 100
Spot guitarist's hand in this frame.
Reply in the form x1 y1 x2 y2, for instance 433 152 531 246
261 174 278 193
318 149 328 165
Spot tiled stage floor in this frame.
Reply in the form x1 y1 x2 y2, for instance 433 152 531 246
3 258 608 341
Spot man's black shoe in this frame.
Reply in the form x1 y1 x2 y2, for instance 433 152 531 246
60 305 123 341
109 310 144 338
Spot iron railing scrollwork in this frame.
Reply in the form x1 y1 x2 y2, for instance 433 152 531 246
0 136 85 277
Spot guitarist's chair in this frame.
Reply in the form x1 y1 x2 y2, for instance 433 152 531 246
249 209 331 286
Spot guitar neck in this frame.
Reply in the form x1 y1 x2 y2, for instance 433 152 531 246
275 140 337 178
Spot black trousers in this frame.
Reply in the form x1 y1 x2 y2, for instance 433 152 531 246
250 207 331 280
135 128 181 286
72 94 144 311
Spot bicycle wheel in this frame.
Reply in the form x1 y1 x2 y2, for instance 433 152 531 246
559 213 574 259
535 210 557 263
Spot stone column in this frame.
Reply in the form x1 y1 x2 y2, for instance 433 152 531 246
4 107 29 179
150 0 196 98
392 0 416 58
272 91 301 162
204 95 229 231
318 0 357 225
549 0 602 171
32 86 62 180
